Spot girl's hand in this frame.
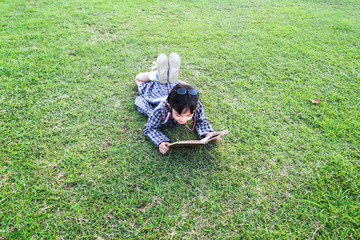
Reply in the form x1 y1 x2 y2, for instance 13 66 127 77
159 142 171 154
206 132 221 142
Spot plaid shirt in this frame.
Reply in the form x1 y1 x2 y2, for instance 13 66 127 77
135 81 213 147
144 101 214 146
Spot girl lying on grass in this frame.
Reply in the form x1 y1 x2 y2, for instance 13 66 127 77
135 53 221 154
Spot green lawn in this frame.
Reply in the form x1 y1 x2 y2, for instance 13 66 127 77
1 0 359 238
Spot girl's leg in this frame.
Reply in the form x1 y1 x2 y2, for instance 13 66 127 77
135 72 151 87
135 53 169 87
156 54 169 84
168 52 181 83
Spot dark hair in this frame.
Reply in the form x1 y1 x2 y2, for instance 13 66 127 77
167 83 199 114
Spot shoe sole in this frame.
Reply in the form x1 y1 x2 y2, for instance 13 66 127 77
169 52 181 83
157 54 168 84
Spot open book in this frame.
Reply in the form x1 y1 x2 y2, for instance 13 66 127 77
168 130 228 148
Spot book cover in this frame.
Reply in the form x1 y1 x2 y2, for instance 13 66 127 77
168 130 228 148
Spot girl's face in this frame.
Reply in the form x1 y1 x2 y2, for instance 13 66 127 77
172 108 194 125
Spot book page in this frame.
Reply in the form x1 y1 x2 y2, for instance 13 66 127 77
203 130 229 143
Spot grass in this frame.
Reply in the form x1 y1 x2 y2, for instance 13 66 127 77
1 0 359 238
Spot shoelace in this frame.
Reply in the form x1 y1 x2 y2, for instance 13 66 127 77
150 61 157 71
163 102 172 120
186 111 196 132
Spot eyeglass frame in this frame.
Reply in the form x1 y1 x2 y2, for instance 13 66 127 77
175 88 199 96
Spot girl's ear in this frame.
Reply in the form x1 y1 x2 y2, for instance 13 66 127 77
166 103 171 107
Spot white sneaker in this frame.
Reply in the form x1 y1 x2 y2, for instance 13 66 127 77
155 54 169 84
168 52 181 83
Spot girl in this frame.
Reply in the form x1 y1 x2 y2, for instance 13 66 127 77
135 53 220 154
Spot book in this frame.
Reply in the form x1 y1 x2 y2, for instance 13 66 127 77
168 130 229 148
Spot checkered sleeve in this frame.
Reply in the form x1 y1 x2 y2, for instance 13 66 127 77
195 102 214 139
144 106 171 147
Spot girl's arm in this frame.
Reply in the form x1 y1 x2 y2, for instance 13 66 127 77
144 106 171 147
159 142 171 154
194 102 214 138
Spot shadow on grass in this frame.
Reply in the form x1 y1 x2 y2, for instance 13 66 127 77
120 123 221 193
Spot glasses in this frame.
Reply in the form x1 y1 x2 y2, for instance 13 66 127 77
176 88 199 96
